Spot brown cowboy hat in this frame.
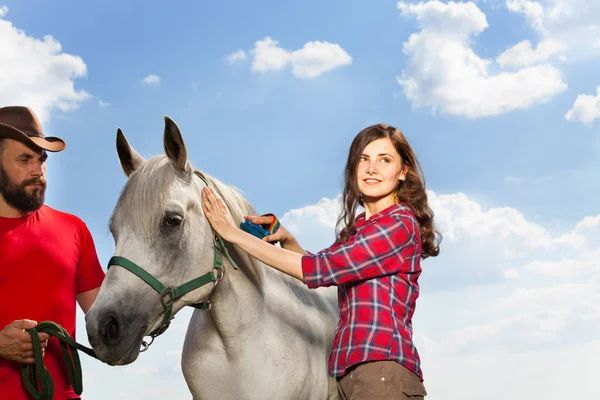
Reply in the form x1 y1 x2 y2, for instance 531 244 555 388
0 106 66 152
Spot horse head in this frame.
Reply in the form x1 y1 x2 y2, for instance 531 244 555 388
86 117 234 365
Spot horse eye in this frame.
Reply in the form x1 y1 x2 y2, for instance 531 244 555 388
163 214 183 227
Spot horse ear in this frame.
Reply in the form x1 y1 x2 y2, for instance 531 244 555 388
116 128 145 177
163 116 189 172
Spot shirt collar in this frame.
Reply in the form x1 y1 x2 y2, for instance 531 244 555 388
356 202 411 228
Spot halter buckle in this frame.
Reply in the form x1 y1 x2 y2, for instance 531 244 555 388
191 267 223 311
159 289 174 309
214 267 224 284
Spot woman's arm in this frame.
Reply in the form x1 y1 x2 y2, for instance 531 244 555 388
229 228 305 280
202 187 304 280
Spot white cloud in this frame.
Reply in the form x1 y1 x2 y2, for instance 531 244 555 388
396 1 567 118
289 41 353 79
250 36 352 79
98 100 110 108
251 37 290 73
565 86 600 127
142 74 160 85
496 39 565 67
506 0 600 60
0 8 91 125
280 195 342 252
226 49 247 64
506 0 546 32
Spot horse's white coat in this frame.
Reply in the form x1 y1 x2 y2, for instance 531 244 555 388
85 118 340 400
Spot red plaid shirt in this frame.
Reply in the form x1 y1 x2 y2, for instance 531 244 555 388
301 203 424 380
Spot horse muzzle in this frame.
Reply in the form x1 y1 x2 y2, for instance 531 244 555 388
86 307 148 365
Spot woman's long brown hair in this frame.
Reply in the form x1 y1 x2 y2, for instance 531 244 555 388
336 124 441 258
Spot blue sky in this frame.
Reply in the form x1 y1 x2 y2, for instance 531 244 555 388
2 1 600 399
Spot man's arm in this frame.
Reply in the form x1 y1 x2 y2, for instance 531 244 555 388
74 221 105 314
76 288 100 314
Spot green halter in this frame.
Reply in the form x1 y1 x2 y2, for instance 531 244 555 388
108 171 239 349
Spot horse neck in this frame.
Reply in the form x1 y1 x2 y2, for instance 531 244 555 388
191 173 270 341
203 233 267 345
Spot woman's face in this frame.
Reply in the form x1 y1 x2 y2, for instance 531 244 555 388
356 137 406 205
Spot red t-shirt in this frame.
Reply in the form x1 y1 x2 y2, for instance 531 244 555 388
0 205 105 400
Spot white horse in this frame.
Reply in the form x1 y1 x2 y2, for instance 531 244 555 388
85 117 340 400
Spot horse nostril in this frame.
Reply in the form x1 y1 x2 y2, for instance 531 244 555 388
102 314 122 345
107 318 119 338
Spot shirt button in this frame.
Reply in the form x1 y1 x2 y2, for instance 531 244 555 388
381 377 385 382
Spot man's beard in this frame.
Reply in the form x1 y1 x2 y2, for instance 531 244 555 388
0 165 46 213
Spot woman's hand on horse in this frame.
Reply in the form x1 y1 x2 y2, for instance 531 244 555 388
244 215 305 254
202 187 238 240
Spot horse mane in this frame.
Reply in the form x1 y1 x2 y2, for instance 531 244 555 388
194 169 265 275
194 169 255 226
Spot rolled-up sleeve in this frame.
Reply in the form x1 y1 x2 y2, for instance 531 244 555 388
301 212 417 288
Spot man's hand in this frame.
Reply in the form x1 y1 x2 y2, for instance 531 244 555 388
0 320 49 364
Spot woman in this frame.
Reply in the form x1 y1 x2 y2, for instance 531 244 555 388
202 123 441 399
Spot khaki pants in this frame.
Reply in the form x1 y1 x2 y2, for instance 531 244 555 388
336 361 427 400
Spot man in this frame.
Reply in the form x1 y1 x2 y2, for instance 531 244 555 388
0 106 105 399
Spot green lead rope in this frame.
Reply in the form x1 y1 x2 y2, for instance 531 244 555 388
22 321 101 400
